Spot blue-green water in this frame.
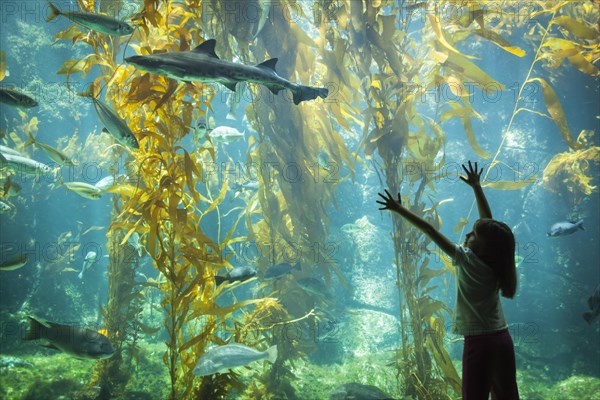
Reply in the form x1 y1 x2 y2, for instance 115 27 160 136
1 1 599 399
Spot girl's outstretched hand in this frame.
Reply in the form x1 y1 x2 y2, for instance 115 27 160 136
376 189 402 213
460 160 483 187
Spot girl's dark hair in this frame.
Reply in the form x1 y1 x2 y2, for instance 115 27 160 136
474 219 517 299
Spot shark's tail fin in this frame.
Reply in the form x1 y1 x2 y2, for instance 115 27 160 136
292 85 329 105
47 2 61 22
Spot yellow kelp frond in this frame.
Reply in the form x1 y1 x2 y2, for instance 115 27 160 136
552 15 599 40
542 137 600 198
441 101 491 158
0 50 6 81
528 77 585 150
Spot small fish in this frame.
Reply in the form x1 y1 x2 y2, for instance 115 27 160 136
24 315 115 359
251 0 271 38
547 220 584 237
297 277 329 297
80 91 138 149
193 343 277 376
78 251 97 279
208 126 245 144
264 262 300 279
64 182 102 200
0 200 10 213
0 254 28 271
25 133 77 167
329 383 394 400
94 174 128 190
583 284 600 325
47 2 134 36
215 266 257 285
0 153 53 177
125 39 328 105
0 87 37 109
231 180 259 191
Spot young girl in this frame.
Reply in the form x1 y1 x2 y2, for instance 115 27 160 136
376 161 519 400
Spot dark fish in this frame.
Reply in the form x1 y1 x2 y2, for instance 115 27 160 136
24 316 115 359
329 383 394 400
0 87 37 108
91 97 139 149
264 262 300 279
583 285 600 325
547 220 584 237
193 343 277 376
47 2 134 36
297 277 329 297
215 266 257 285
125 39 329 105
0 254 28 271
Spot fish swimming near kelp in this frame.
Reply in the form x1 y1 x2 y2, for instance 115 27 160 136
0 254 28 271
193 343 277 376
64 182 103 200
547 220 584 237
80 90 139 150
24 315 115 359
583 284 600 325
78 251 97 279
263 262 301 280
207 126 245 144
215 266 257 285
125 39 329 105
25 131 77 167
0 87 37 109
0 152 53 177
46 2 134 36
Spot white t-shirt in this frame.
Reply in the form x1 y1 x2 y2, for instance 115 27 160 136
452 245 508 336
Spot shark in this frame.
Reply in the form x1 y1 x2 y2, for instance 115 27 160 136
125 39 329 105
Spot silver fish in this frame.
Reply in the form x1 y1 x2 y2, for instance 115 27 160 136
547 220 584 237
0 152 53 177
0 87 37 108
0 145 24 157
208 126 245 144
47 2 134 36
64 182 102 200
125 39 328 105
78 251 97 279
24 315 115 359
193 343 277 376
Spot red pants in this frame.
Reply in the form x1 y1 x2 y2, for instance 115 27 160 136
462 329 519 400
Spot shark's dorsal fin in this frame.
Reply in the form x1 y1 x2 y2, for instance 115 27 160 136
256 58 278 71
192 39 219 59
